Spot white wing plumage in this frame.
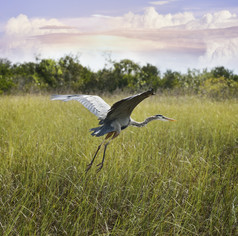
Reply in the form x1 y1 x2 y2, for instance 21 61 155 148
51 95 110 119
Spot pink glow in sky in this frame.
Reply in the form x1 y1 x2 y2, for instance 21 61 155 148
1 0 238 72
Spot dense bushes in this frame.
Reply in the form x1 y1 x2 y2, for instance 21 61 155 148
0 56 237 98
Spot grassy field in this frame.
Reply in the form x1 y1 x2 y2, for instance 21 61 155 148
0 95 237 235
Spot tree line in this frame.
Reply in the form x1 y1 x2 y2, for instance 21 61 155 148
0 55 237 98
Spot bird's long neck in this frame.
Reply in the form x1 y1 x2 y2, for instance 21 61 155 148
130 116 157 127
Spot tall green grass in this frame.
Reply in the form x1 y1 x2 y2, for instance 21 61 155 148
0 95 237 235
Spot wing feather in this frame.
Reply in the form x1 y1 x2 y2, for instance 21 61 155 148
105 89 154 121
51 94 110 119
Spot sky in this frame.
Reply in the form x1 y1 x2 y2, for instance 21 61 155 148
1 0 238 73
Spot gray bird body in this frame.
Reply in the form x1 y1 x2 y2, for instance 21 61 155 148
52 89 155 137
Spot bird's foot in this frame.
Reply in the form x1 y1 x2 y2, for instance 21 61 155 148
85 163 93 173
96 162 104 173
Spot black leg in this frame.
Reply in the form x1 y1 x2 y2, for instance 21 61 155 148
96 141 110 172
85 143 102 172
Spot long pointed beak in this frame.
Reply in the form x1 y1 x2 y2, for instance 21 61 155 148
165 117 176 121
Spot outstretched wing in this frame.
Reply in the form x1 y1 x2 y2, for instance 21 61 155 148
104 89 154 121
51 94 111 119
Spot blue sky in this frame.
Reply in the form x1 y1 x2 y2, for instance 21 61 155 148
1 0 237 19
1 0 238 72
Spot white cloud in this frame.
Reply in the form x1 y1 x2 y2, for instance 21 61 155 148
5 14 74 36
1 8 238 72
112 7 195 29
149 0 176 6
0 14 79 61
199 38 238 68
186 10 237 29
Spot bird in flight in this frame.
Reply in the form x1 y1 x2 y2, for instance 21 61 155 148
51 89 175 172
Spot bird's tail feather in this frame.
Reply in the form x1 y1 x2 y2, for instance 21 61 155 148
90 125 114 137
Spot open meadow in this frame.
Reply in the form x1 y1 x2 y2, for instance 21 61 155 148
0 94 237 235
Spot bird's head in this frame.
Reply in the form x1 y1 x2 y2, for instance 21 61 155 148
154 114 176 121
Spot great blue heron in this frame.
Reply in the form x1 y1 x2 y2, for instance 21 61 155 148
51 89 175 172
